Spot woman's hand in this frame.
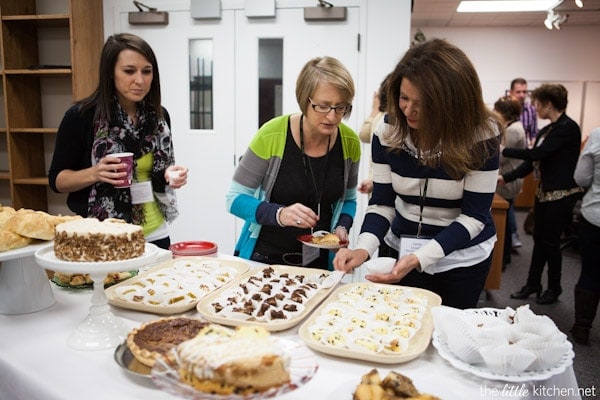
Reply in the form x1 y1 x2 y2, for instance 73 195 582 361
497 175 505 186
365 254 420 284
166 166 188 189
278 203 318 228
97 155 128 186
358 179 373 194
334 225 348 242
332 248 370 273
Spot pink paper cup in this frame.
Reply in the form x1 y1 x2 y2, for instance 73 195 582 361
111 152 134 188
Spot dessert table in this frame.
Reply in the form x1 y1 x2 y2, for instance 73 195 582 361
0 253 582 400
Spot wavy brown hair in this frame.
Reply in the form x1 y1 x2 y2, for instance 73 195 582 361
494 95 522 125
385 38 500 179
531 83 568 112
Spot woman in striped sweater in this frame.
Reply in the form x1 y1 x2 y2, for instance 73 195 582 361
333 39 502 309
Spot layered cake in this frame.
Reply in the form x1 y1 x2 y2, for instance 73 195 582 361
54 218 145 262
173 324 291 394
127 317 209 367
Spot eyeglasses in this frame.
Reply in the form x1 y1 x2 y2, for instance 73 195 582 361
308 97 352 115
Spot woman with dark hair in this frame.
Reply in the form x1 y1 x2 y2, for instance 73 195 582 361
333 38 502 309
493 95 526 269
500 83 583 304
49 33 188 249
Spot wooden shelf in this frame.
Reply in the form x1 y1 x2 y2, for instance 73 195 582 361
2 14 69 27
3 68 71 75
13 177 49 185
0 0 104 211
9 128 57 134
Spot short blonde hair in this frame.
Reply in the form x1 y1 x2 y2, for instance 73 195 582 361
295 56 355 119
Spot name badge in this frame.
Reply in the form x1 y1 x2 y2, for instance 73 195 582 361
399 235 431 258
130 181 153 205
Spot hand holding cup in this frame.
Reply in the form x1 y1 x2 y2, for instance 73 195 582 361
109 152 134 188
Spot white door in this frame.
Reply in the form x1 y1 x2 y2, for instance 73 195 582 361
115 9 237 251
232 6 361 240
234 6 360 156
114 5 360 255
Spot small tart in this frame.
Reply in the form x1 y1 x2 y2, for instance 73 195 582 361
127 317 208 367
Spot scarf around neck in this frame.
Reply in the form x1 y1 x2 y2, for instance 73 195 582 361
87 99 179 226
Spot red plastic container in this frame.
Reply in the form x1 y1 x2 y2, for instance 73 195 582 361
169 241 218 258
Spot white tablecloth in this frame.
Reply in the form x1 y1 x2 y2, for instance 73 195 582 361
0 254 582 400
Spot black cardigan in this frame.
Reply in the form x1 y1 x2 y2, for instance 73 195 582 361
502 112 581 193
48 103 171 217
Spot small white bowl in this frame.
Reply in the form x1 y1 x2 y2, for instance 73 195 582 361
362 257 396 274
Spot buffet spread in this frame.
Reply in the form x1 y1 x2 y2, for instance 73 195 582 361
0 239 583 400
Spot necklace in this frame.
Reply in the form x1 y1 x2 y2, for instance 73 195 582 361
299 115 330 220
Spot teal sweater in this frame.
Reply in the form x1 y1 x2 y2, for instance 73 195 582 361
225 115 361 268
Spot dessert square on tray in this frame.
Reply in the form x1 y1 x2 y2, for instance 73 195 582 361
196 265 338 331
105 257 249 314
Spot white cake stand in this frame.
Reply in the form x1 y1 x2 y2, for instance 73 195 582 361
0 242 55 315
35 243 159 351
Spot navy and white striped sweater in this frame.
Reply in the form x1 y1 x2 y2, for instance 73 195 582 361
356 120 500 273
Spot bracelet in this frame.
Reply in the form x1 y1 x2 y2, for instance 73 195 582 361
275 207 285 227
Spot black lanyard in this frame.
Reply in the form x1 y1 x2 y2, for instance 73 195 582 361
417 174 429 238
299 115 330 218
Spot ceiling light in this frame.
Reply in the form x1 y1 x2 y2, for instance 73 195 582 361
553 12 569 28
457 0 562 13
544 9 555 28
575 0 583 7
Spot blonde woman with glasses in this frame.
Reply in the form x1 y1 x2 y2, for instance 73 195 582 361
226 56 360 270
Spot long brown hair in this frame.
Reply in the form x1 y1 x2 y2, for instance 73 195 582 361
79 33 163 122
385 38 500 179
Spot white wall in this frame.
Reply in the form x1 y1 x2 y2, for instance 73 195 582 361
47 2 600 252
411 26 600 138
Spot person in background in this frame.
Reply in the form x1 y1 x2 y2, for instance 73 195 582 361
500 83 582 305
571 127 600 345
493 96 526 270
226 56 360 270
333 39 501 309
508 77 538 250
357 74 390 195
48 33 188 250
510 77 538 149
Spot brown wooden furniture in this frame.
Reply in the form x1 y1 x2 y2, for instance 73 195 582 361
514 173 538 209
486 194 509 290
0 0 103 210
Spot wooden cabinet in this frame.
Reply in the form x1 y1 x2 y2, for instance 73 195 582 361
0 0 103 210
514 173 538 209
485 194 509 290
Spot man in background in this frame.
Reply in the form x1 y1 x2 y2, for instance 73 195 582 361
510 77 538 148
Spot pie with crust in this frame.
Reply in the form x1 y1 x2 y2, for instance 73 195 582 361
127 317 209 367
